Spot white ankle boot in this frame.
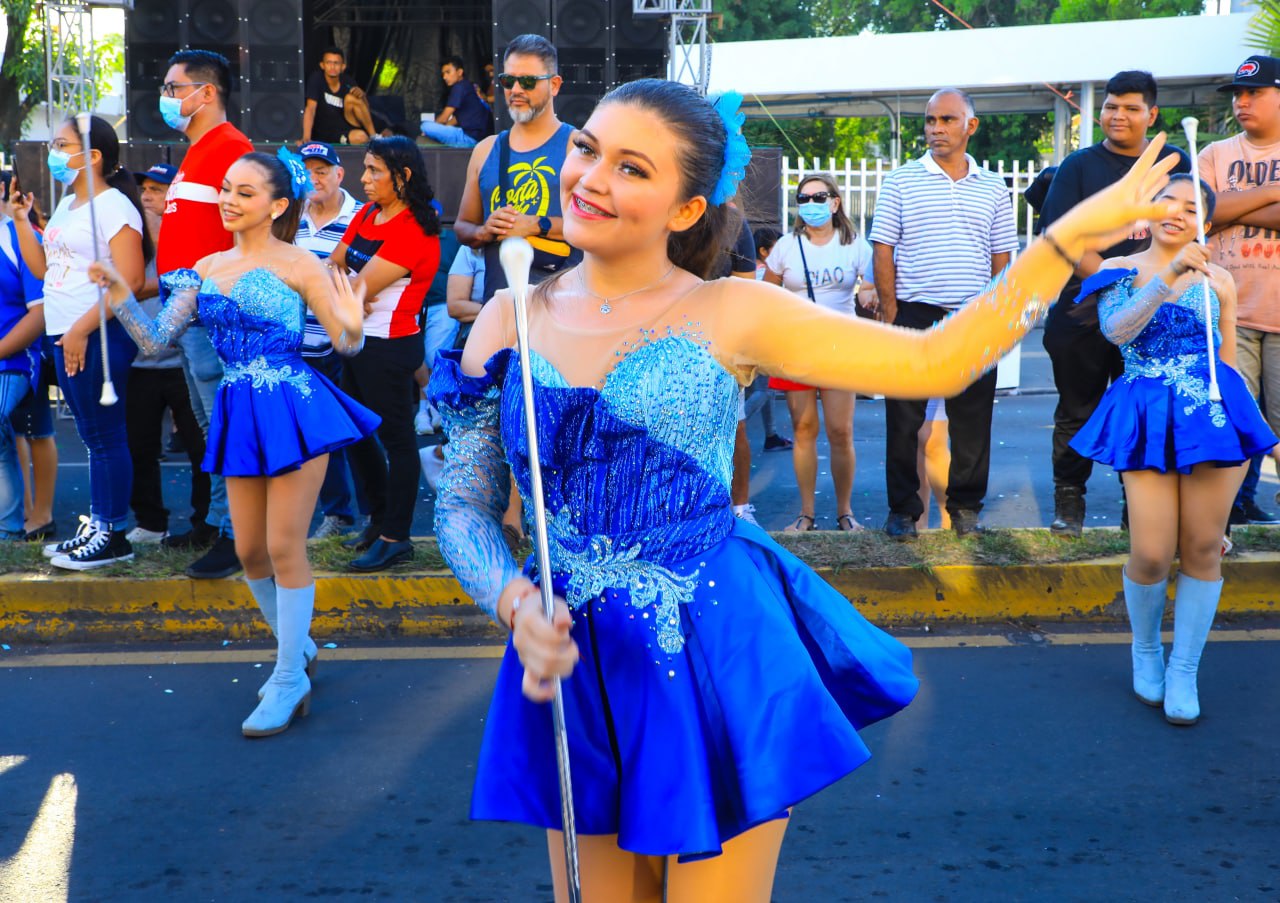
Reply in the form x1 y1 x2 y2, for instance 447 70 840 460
1122 571 1168 706
245 575 318 698
1164 573 1222 726
242 584 315 737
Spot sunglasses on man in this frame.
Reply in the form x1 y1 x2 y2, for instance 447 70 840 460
796 191 835 204
497 73 554 91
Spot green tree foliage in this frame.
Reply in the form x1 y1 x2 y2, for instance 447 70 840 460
716 0 1206 163
1 1 124 146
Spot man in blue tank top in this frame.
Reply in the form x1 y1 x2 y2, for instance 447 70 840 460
454 33 580 301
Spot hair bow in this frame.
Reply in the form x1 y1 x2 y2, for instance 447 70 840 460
277 146 314 200
709 91 751 206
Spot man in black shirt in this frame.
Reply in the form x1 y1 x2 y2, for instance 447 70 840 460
1039 70 1190 535
420 56 492 148
302 47 376 145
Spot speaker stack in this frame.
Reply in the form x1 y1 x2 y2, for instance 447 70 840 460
125 0 304 143
492 0 668 128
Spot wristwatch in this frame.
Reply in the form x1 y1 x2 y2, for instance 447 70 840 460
537 216 551 239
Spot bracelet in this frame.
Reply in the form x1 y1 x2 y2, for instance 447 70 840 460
1042 231 1082 269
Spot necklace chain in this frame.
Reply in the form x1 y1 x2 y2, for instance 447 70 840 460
579 264 676 314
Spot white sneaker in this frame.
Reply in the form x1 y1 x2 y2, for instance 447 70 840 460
126 526 168 544
414 409 433 435
420 445 446 492
733 504 761 528
44 515 98 558
313 515 354 539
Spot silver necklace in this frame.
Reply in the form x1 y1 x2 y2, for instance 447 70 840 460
579 264 676 314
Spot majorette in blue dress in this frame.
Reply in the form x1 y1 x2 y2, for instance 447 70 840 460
429 331 919 861
1070 268 1276 473
137 268 381 476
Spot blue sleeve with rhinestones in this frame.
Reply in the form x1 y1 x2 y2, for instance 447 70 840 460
428 349 521 622
1096 270 1175 347
110 270 200 356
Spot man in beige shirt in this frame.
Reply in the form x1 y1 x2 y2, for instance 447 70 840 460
1200 54 1280 524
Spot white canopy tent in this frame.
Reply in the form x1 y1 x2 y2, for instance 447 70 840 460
707 13 1255 161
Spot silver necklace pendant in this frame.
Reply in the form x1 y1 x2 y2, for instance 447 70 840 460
599 301 612 315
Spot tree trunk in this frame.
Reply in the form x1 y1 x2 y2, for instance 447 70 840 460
0 7 40 148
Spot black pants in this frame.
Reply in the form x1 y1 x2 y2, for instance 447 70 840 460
885 301 998 519
1043 300 1124 492
342 333 424 541
126 366 209 532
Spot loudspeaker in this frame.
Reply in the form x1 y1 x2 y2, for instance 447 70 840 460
125 0 303 143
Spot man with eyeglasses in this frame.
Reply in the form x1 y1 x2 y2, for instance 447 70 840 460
454 33 580 302
870 88 1018 539
154 48 254 579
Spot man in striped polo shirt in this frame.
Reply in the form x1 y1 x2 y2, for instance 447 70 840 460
295 141 364 539
870 88 1019 539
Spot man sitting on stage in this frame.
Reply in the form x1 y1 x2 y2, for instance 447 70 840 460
302 46 377 146
420 56 492 149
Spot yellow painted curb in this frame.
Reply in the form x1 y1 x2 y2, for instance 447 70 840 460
1 554 1278 643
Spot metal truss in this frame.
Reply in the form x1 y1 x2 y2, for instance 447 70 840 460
45 0 96 130
633 0 711 95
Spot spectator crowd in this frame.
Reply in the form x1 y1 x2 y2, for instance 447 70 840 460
0 39 1277 578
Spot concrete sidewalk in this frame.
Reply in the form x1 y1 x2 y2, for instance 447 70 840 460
3 550 1277 644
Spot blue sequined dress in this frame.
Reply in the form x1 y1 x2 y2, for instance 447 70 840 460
146 268 380 476
429 331 919 861
1071 269 1276 473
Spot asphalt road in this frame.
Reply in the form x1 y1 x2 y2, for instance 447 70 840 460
2 629 1278 902
39 326 1280 544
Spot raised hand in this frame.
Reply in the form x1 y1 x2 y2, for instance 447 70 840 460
1045 133 1182 257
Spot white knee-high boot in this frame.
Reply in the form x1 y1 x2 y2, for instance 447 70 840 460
242 583 315 737
245 575 318 698
1164 573 1222 726
1122 571 1168 706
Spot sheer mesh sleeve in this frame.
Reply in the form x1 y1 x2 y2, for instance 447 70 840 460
110 268 200 355
428 349 521 623
1095 272 1174 347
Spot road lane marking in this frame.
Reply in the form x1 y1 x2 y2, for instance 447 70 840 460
2 629 1278 668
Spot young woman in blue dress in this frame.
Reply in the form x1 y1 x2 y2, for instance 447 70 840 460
431 79 1184 901
1070 175 1276 725
88 151 379 738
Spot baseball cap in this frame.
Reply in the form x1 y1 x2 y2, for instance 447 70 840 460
297 142 342 166
135 163 178 185
1218 55 1280 93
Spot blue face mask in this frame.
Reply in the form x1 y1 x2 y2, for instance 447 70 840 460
797 202 833 227
159 94 200 133
47 149 80 186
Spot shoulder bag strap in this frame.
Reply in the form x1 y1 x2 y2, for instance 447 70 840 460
795 233 817 303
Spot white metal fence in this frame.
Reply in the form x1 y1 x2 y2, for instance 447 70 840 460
781 157 1044 247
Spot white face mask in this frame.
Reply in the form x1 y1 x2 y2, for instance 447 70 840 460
159 92 208 133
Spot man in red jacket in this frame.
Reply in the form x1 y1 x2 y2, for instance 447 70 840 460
155 49 254 579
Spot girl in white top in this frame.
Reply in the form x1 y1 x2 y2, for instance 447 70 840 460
10 115 148 569
764 174 877 532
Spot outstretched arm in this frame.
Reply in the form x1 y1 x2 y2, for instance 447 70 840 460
87 261 199 355
714 135 1183 398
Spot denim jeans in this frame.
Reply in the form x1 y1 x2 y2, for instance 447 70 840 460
178 326 233 536
0 371 32 536
306 350 357 520
53 320 138 529
423 304 460 372
419 122 478 148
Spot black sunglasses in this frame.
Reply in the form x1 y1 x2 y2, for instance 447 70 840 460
497 73 554 91
796 191 835 204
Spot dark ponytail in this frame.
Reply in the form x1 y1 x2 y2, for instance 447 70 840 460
596 79 739 279
76 115 155 264
238 152 305 243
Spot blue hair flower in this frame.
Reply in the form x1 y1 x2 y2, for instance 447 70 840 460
709 91 751 206
277 146 313 200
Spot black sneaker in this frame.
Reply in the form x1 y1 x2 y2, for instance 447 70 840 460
1049 486 1084 538
883 512 918 541
50 528 133 571
763 433 794 451
1242 500 1280 524
185 534 242 579
43 515 98 559
951 509 986 537
161 522 219 551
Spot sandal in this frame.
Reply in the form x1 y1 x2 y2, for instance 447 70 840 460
783 514 816 533
837 514 864 533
